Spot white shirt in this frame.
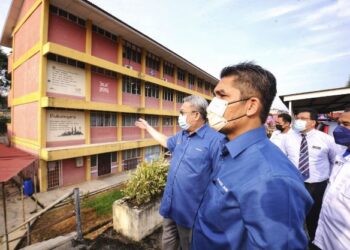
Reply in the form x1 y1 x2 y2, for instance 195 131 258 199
280 129 339 183
270 128 292 149
313 152 350 250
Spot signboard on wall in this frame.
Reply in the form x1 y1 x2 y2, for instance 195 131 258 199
47 61 85 97
47 110 85 142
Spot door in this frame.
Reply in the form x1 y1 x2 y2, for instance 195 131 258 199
98 153 111 176
47 161 61 189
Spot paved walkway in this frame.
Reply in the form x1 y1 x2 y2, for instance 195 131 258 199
0 171 131 249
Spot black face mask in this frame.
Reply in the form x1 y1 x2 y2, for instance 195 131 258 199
275 124 283 131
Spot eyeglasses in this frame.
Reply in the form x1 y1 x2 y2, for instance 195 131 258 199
179 110 198 116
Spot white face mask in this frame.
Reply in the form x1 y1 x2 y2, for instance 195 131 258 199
207 98 229 131
178 114 190 130
293 119 307 132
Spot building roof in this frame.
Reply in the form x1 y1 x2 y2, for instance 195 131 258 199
0 144 36 182
279 87 350 113
1 0 218 84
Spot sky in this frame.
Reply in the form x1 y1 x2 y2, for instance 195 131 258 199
1 0 350 109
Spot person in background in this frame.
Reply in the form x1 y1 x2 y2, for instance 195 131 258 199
280 108 339 249
313 108 350 250
191 62 313 250
270 112 292 148
135 95 223 250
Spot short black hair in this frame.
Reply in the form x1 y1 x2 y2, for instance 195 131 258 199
278 113 291 124
220 62 277 123
295 108 318 121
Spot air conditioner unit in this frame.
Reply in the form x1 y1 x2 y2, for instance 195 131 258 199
76 157 84 167
125 64 133 70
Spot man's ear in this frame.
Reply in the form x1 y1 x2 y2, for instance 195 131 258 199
245 97 260 117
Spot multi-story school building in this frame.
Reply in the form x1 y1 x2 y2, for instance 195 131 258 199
1 0 217 191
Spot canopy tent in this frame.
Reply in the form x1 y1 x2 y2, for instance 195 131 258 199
0 144 37 183
279 87 350 114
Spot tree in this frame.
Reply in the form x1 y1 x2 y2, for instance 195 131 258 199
0 48 11 97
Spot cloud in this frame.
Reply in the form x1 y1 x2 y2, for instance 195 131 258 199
252 1 316 22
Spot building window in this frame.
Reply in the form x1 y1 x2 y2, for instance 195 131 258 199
210 85 215 96
145 146 161 162
145 82 159 98
205 81 210 91
163 61 174 76
47 53 85 69
188 74 195 89
91 112 117 127
122 149 141 170
177 68 185 81
92 25 117 42
49 5 85 27
123 40 141 64
163 116 173 126
163 88 173 101
122 76 141 95
197 79 204 89
122 114 138 127
91 66 117 78
176 92 186 103
146 52 160 71
111 152 117 163
91 155 97 167
145 115 158 127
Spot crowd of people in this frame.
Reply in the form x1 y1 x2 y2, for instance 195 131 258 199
135 62 350 250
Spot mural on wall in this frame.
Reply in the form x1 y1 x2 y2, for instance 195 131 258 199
47 61 85 97
47 109 85 142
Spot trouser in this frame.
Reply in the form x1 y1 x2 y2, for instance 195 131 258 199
162 218 192 250
304 180 328 242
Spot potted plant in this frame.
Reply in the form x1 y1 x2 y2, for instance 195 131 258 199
113 155 169 241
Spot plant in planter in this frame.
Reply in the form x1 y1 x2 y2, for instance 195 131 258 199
113 155 169 241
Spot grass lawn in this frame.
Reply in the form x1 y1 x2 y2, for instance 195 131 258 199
83 189 124 216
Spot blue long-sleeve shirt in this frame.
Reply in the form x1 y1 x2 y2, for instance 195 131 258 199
159 124 224 228
192 126 313 249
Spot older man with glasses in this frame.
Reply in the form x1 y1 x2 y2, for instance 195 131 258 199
135 95 224 250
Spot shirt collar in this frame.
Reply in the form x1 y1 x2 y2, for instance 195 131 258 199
224 126 267 159
182 123 208 138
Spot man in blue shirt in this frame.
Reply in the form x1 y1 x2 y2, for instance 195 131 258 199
192 63 313 249
135 95 223 250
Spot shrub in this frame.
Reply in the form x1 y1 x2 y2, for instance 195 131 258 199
122 155 169 207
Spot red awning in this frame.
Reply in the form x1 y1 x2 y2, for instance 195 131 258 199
0 144 37 182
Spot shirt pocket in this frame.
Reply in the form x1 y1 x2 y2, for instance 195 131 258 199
184 146 209 174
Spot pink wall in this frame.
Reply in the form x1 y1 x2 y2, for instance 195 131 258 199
13 53 40 98
163 100 174 111
48 13 86 52
163 75 174 83
145 97 159 109
12 143 39 156
91 127 117 143
92 32 117 63
205 89 210 96
62 158 85 186
14 5 41 61
46 140 85 148
91 72 118 104
177 80 185 87
176 125 181 132
122 93 141 107
122 59 141 71
18 0 37 21
122 127 141 140
163 127 173 136
176 103 182 111
146 67 160 78
7 54 13 73
13 102 38 140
